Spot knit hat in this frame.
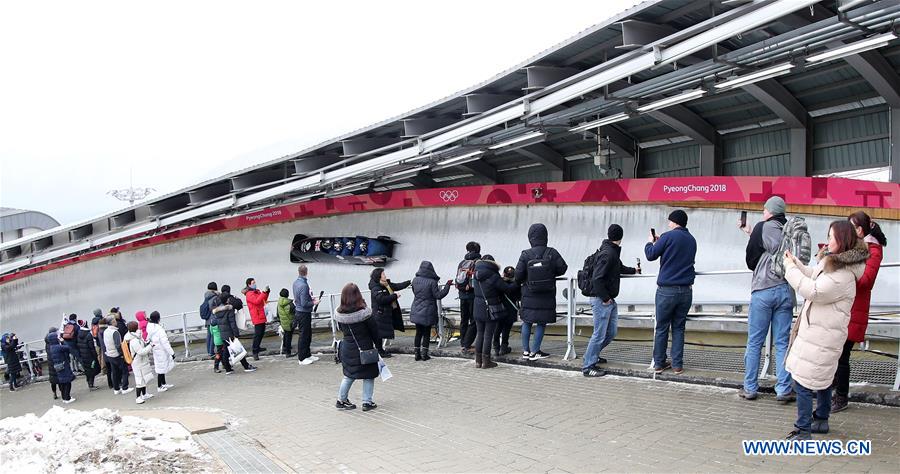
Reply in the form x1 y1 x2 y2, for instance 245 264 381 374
764 196 786 215
668 209 688 227
280 288 289 298
93 308 102 318
607 224 624 241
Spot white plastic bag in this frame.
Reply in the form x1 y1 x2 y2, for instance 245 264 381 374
228 338 247 365
377 356 392 382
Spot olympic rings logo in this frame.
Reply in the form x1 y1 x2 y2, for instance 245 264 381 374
439 190 459 202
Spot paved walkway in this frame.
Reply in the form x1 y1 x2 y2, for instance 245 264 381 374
2 355 898 473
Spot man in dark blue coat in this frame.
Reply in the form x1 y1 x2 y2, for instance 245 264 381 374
515 223 568 361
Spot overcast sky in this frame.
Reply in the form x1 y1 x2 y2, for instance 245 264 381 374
0 0 639 226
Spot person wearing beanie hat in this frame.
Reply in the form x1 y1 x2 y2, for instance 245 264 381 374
277 288 297 357
738 196 795 403
202 282 220 358
581 224 638 377
645 209 697 375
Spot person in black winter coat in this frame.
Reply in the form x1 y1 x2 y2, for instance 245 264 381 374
111 308 128 337
75 320 100 390
409 261 453 361
581 225 638 377
457 241 481 353
45 329 61 399
473 255 519 369
335 283 380 411
47 332 76 403
515 223 568 361
211 285 256 373
2 333 22 392
368 268 410 358
493 266 521 357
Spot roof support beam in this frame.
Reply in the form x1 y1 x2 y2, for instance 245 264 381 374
408 172 437 189
788 128 811 177
648 104 718 176
842 50 900 108
513 143 564 181
561 36 624 67
892 108 900 184
742 79 808 129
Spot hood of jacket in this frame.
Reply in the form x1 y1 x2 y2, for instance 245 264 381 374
464 250 482 260
415 261 440 280
278 296 293 308
600 239 621 255
124 331 141 342
335 307 372 324
135 311 147 323
823 240 869 277
475 259 500 282
46 333 60 346
528 223 548 247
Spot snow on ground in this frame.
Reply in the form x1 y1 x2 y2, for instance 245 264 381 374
0 406 216 473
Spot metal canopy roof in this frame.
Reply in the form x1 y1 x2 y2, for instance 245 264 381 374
4 0 900 273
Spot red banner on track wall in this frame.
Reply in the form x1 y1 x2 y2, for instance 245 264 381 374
2 177 897 284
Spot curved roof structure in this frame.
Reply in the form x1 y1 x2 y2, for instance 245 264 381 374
0 208 60 241
3 0 900 274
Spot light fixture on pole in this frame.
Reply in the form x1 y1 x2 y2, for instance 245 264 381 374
635 89 706 113
569 112 630 133
107 168 155 205
805 32 898 64
714 63 795 90
487 131 545 150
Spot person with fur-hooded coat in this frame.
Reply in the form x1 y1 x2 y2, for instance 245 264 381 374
783 221 868 440
368 268 410 356
473 255 519 369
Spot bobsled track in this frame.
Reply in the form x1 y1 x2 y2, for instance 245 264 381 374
1 177 898 345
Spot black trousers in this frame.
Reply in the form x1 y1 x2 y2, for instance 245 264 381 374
282 327 294 355
460 299 476 348
414 324 432 349
294 311 312 360
834 339 855 397
106 355 128 390
60 382 72 401
474 320 498 355
220 343 251 372
493 319 514 351
84 363 96 388
157 373 167 388
252 323 266 354
50 382 58 396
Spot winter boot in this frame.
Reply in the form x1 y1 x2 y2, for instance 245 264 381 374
831 394 849 413
475 352 483 368
482 353 497 369
414 347 422 361
422 348 431 361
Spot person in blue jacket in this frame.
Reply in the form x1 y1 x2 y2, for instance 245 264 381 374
644 209 697 375
47 332 77 403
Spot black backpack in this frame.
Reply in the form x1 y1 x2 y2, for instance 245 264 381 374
525 248 556 293
577 249 601 296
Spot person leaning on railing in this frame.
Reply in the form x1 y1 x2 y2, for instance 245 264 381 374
832 211 888 413
782 220 868 441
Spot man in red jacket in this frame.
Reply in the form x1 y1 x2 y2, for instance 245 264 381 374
243 278 271 361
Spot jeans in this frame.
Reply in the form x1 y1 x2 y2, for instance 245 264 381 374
474 320 498 355
459 298 476 348
252 323 266 355
834 339 855 397
653 285 692 369
206 325 216 356
338 376 374 403
582 298 618 370
743 283 795 396
294 311 312 360
794 381 831 432
521 322 546 354
106 355 129 390
414 324 432 349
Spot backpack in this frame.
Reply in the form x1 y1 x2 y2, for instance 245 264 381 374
577 249 602 296
772 217 812 278
230 296 243 311
62 323 77 341
199 294 215 320
525 248 556 293
121 340 134 365
455 260 477 291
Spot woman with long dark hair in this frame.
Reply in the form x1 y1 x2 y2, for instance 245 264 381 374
335 283 380 411
832 211 888 412
783 220 868 440
368 268 410 357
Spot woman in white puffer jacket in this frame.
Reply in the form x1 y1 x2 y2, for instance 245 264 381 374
783 220 867 441
146 311 176 393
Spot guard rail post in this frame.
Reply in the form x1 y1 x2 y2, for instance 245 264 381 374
564 277 577 361
329 294 338 350
23 341 34 379
181 312 190 359
894 336 900 391
437 301 445 349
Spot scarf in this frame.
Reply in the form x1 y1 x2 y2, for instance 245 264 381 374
383 281 399 309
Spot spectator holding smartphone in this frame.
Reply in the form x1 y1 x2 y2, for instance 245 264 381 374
409 261 453 362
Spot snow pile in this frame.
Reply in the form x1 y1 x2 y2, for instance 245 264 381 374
0 406 215 473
